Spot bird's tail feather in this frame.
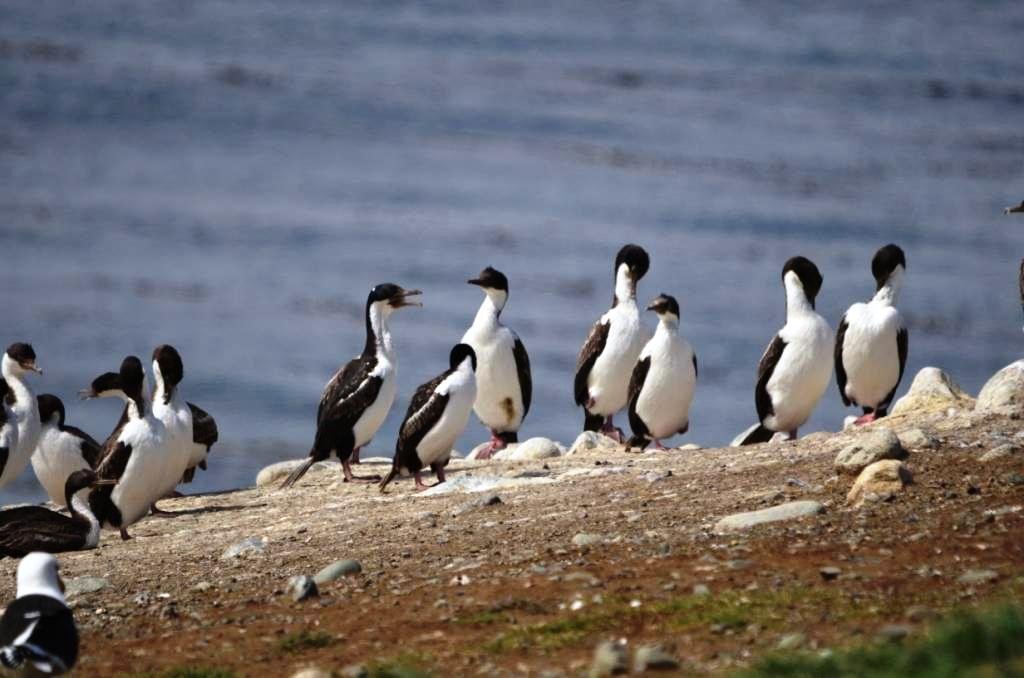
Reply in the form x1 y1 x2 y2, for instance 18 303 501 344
738 424 775 446
378 466 399 494
0 646 24 670
280 456 316 490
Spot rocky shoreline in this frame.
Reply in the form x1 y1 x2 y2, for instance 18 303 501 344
1 362 1022 676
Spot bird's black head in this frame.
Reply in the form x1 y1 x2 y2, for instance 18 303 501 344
80 371 122 400
65 469 99 496
368 283 423 310
119 356 146 400
782 256 823 306
646 293 680 318
449 343 477 372
5 342 40 374
152 344 184 398
468 266 509 292
37 393 66 428
871 244 906 290
615 244 650 280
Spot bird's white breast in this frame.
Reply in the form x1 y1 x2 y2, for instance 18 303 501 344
31 425 92 506
841 302 902 409
352 359 396 449
109 415 168 527
765 312 834 432
1 379 39 487
462 323 523 432
0 407 19 487
635 330 697 439
588 302 647 416
416 368 477 467
152 398 194 497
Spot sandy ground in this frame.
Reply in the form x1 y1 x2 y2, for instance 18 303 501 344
1 406 1022 676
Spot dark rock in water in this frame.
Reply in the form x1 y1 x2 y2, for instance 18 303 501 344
287 575 318 602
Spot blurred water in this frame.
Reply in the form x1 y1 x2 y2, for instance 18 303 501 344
2 1 1023 504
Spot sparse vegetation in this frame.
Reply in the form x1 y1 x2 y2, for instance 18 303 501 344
124 668 237 678
277 629 334 654
366 651 435 678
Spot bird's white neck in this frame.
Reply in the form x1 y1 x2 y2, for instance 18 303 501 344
784 273 815 319
614 264 636 306
152 362 179 407
471 291 506 331
656 315 680 334
872 267 903 307
70 494 101 548
0 356 35 416
367 303 395 359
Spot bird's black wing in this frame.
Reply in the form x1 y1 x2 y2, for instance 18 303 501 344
627 356 652 443
574 320 610 406
62 426 102 469
317 355 380 428
187 402 219 450
754 335 787 424
0 447 6 481
692 353 698 379
97 405 130 468
834 314 851 406
0 594 78 673
395 374 451 472
880 326 909 411
94 441 132 482
0 507 84 558
512 335 532 419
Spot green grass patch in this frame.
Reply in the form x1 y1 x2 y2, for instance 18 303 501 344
123 669 237 678
366 651 435 678
740 603 1024 678
277 629 334 654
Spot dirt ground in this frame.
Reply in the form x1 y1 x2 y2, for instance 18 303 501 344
1 407 1022 677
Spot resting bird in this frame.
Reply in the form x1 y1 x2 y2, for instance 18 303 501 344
281 283 422 489
461 267 532 459
738 257 834 445
0 470 112 558
626 294 698 450
380 344 477 492
31 394 101 507
0 553 79 675
835 244 908 424
574 244 651 441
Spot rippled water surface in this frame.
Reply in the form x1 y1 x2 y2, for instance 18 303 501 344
2 1 1023 503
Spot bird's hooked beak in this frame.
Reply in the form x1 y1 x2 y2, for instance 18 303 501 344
90 478 118 487
389 288 423 308
78 388 97 400
21 360 42 374
467 277 485 287
1005 202 1024 215
645 298 667 312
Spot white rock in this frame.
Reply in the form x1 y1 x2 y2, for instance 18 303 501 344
498 437 563 460
256 459 335 488
714 501 825 533
891 367 973 416
567 431 619 455
976 360 1024 416
834 428 907 475
897 428 939 450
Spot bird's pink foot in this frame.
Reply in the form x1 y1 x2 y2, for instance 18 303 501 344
351 447 361 464
120 527 132 541
342 461 380 483
414 472 431 492
854 413 877 426
654 440 668 450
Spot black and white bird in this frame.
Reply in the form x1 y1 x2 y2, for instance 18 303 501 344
0 343 42 490
0 380 18 492
0 470 113 558
281 283 422 489
626 294 698 450
835 244 909 425
0 553 78 675
380 344 477 493
738 257 834 446
574 244 651 441
81 356 169 540
31 395 101 507
461 267 531 458
1004 200 1024 214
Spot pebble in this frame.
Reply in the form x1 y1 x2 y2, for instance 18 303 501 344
572 532 604 547
877 624 911 642
846 460 912 508
905 605 936 622
632 645 680 672
500 437 564 460
64 576 110 596
897 428 939 450
221 536 266 559
834 428 907 475
980 444 1017 462
589 640 629 677
819 566 842 582
957 569 999 585
452 493 502 516
643 470 672 483
287 575 319 602
314 560 363 584
714 500 825 533
776 632 805 651
291 669 333 678
692 584 711 597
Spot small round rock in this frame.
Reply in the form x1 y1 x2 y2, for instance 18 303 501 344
287 575 319 602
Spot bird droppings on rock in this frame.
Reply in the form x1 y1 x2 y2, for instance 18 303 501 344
834 428 907 475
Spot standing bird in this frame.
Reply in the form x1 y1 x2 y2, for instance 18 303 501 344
574 244 651 441
281 283 422 489
0 553 78 675
380 344 477 492
626 294 698 450
81 356 169 540
0 343 42 490
738 257 834 445
1004 200 1024 214
149 345 217 509
0 470 113 558
31 395 101 507
461 267 531 458
835 244 909 425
